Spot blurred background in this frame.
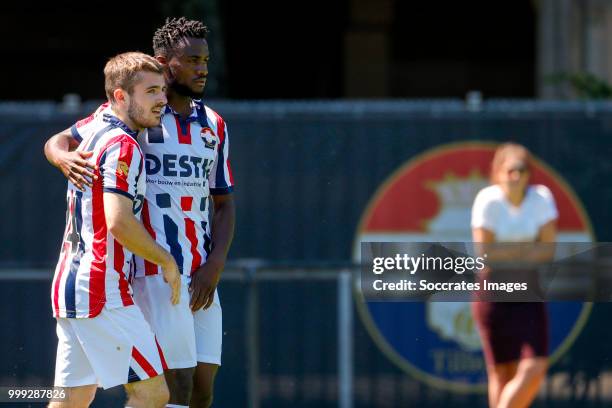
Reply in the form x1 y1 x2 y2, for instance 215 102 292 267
2 0 612 406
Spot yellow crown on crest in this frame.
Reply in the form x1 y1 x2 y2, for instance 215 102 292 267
425 170 488 208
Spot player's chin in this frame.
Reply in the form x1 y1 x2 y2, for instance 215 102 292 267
192 82 206 92
143 115 162 128
506 181 524 190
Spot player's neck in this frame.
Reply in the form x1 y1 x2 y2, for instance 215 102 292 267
501 185 526 207
167 90 193 119
110 106 140 133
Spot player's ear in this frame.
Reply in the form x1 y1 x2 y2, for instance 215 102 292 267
155 55 167 65
113 88 127 105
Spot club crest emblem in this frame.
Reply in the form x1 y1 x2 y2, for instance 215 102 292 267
353 142 593 392
201 127 217 149
117 161 129 177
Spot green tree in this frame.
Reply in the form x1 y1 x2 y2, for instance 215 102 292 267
548 72 612 99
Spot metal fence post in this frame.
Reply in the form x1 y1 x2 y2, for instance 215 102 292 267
244 261 260 408
338 269 354 408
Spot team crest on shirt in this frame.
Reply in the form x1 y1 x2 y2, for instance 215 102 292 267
117 161 129 177
201 127 217 149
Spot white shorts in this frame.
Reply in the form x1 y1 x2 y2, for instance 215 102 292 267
132 274 197 369
54 305 166 390
194 289 222 365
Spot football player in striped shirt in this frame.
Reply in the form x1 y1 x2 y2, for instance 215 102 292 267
45 18 235 408
49 52 181 408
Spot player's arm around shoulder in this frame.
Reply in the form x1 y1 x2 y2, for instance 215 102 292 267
44 104 109 189
44 127 98 191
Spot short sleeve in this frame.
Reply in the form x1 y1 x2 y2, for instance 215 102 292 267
70 103 109 143
209 120 234 195
471 188 497 231
100 140 143 201
534 185 559 227
70 116 94 143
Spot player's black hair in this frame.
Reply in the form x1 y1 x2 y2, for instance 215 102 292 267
153 17 209 57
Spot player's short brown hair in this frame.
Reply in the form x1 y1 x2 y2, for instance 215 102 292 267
104 52 164 104
490 142 532 184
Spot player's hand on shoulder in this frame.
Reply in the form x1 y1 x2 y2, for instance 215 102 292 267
161 256 181 305
58 150 98 191
189 257 223 312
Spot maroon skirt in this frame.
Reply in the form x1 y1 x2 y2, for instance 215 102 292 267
472 301 548 365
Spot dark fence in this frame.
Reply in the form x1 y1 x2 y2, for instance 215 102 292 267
2 266 612 408
1 100 612 407
1 100 612 266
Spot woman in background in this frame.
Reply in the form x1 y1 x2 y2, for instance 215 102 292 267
471 143 558 408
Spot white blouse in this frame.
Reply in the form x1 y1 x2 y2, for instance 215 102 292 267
471 184 558 242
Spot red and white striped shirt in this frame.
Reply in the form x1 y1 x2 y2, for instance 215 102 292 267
71 100 234 278
52 111 146 318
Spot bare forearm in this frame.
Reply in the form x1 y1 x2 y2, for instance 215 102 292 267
45 129 96 190
110 215 172 267
473 223 557 264
188 196 235 310
44 129 77 167
104 194 172 267
208 198 236 264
